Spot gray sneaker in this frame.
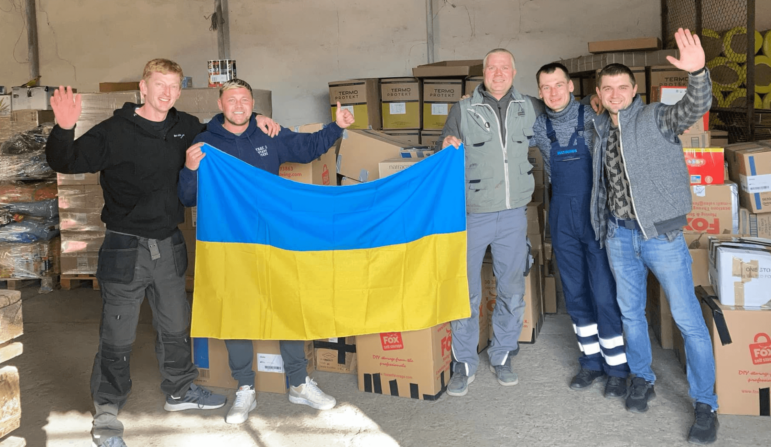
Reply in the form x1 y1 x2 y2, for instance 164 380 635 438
164 383 227 411
447 363 475 397
92 436 128 447
489 357 519 386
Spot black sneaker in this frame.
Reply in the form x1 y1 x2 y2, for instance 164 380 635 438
569 368 606 390
688 402 719 444
625 377 655 413
604 376 627 399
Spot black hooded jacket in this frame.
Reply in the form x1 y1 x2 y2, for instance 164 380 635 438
45 102 205 239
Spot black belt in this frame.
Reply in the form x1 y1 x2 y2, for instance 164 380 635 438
610 215 640 231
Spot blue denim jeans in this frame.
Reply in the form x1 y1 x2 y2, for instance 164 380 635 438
604 220 718 410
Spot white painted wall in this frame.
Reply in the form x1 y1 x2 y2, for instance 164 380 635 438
0 1 768 126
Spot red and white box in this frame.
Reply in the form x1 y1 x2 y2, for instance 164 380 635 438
683 147 725 185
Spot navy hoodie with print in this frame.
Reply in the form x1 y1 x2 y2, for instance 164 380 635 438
178 113 342 206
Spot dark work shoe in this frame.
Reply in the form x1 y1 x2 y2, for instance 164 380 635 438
569 368 606 390
625 377 656 413
688 402 719 444
604 376 627 399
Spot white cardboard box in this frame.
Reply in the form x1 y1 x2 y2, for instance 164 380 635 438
708 238 771 308
11 86 54 111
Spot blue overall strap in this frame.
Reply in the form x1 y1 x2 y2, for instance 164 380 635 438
568 105 586 147
544 115 558 144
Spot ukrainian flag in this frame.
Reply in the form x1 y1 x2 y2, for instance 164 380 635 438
190 143 469 340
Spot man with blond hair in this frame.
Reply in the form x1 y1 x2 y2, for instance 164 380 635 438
46 59 278 447
437 48 543 396
179 78 354 424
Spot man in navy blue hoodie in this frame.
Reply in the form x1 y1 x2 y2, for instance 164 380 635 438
178 78 354 424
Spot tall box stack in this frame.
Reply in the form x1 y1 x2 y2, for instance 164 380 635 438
57 92 141 277
0 111 61 290
724 141 771 234
412 60 483 147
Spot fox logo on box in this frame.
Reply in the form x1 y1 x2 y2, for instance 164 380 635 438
750 333 771 365
380 332 403 351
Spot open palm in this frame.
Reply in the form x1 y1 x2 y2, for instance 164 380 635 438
50 86 82 130
665 28 705 73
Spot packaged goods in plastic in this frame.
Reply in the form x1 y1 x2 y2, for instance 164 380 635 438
56 185 104 209
59 208 104 232
0 124 55 181
0 181 57 203
0 216 59 243
60 231 104 255
0 198 58 225
0 237 59 279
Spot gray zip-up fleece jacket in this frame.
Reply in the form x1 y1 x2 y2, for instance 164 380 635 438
589 70 713 243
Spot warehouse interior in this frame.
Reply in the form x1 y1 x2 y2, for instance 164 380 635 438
1 0 771 446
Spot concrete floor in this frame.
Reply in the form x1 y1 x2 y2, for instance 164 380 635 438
10 286 770 447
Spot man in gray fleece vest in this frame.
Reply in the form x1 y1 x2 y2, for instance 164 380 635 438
532 63 629 400
591 28 718 444
437 48 543 397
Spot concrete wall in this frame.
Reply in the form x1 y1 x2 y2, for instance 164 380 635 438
1 1 765 126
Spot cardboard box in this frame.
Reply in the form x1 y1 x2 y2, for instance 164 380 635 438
0 291 23 345
10 109 54 125
648 66 689 92
678 131 710 148
531 186 545 204
337 130 409 182
56 173 100 186
60 254 98 275
486 251 543 343
543 273 557 314
465 76 483 95
739 208 771 239
0 95 10 117
356 323 452 400
684 148 724 185
378 158 421 179
11 86 54 111
313 337 357 374
380 78 421 129
412 60 483 78
329 79 380 130
79 91 142 112
57 185 104 209
711 129 729 147
174 88 271 121
0 366 21 439
646 274 674 349
192 338 314 393
708 238 771 308
478 263 492 353
60 231 105 255
278 123 339 186
99 82 140 92
697 287 771 415
340 176 360 186
59 208 106 232
381 129 420 146
725 142 767 184
178 207 197 230
420 130 443 149
588 37 661 54
0 181 56 203
526 203 541 236
734 146 771 214
185 250 195 277
422 79 463 130
528 146 544 172
686 182 738 235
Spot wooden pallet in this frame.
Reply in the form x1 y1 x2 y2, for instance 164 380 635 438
61 275 100 291
0 277 58 291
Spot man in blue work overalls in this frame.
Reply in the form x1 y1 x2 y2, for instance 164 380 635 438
532 63 629 398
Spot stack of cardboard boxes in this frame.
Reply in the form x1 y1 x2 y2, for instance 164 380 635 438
58 92 140 277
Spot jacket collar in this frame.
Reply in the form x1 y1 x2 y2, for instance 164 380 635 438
593 94 644 138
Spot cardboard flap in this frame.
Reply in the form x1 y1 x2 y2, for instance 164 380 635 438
695 286 733 345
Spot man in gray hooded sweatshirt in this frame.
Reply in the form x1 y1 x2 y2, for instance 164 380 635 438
590 28 718 444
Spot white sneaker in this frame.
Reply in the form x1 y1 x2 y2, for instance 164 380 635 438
225 385 257 424
288 376 336 410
